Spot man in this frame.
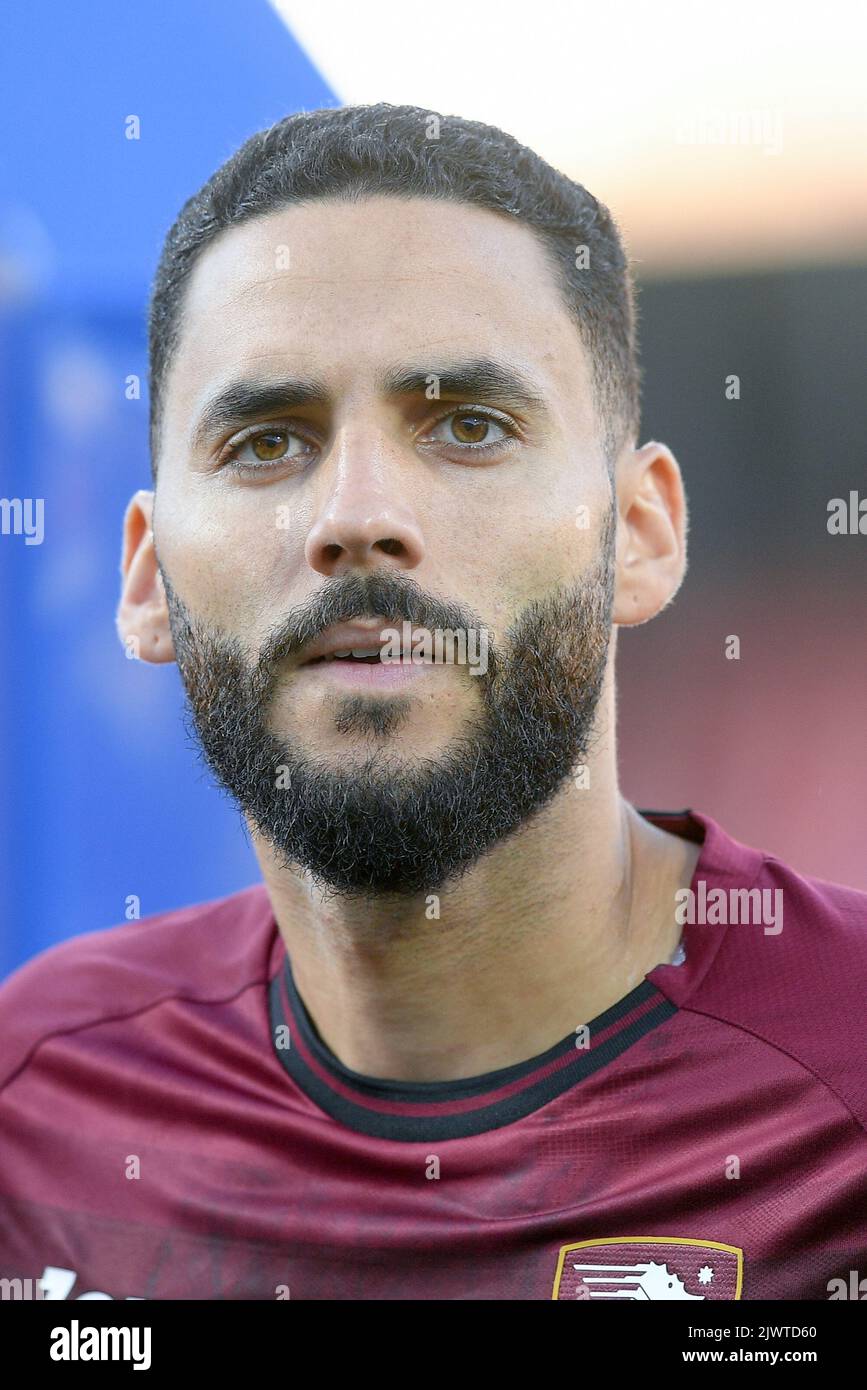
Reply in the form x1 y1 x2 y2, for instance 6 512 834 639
1 104 865 1303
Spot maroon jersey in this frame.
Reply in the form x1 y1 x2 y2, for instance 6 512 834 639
1 809 866 1301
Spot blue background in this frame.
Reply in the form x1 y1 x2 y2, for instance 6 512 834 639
0 1 335 974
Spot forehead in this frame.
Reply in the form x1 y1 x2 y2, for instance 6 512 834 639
167 194 593 425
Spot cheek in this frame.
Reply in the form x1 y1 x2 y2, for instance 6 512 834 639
491 510 606 618
156 482 311 632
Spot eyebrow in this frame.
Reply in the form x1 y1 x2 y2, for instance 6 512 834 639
191 376 328 451
190 357 550 451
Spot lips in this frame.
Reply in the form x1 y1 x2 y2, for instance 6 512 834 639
298 621 397 666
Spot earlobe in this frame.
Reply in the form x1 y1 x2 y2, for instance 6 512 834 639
116 490 176 665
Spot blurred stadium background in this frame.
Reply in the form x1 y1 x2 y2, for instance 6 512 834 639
1 0 865 976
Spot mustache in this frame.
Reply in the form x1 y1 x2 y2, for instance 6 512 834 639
255 570 491 676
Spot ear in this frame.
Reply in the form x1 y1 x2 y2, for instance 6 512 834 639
115 490 175 664
612 440 689 626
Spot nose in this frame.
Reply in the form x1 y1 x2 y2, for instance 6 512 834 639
304 431 425 577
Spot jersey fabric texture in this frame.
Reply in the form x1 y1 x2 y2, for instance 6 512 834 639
1 809 866 1301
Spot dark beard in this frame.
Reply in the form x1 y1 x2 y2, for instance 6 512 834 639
161 508 615 898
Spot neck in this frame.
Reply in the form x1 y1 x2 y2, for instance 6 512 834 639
253 762 700 1083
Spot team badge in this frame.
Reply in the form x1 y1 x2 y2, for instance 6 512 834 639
552 1236 743 1300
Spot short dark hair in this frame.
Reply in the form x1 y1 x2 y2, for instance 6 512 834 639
148 102 641 478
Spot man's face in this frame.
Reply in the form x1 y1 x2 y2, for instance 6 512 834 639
152 195 616 894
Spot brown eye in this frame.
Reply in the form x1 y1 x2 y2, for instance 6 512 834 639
222 426 315 475
451 413 490 444
423 408 513 453
252 431 290 461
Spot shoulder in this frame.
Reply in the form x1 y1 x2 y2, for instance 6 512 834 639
0 882 275 1092
664 811 867 1128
